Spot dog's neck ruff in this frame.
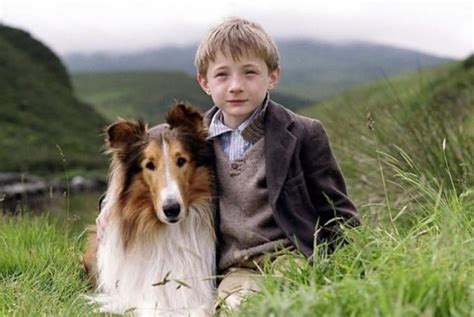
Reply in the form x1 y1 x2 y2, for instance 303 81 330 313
96 202 215 315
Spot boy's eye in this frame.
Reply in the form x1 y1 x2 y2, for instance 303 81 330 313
215 73 227 78
245 70 257 75
145 162 155 171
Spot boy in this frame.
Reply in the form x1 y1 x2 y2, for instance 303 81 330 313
194 17 358 311
97 17 358 312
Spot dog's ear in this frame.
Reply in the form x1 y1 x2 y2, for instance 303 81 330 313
166 103 207 139
106 119 147 150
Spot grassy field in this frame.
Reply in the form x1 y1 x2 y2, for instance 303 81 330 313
235 173 473 317
1 167 472 316
1 59 473 316
0 192 101 316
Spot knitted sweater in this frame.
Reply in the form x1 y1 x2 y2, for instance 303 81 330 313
215 137 290 271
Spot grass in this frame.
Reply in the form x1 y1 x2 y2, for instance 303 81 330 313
0 158 472 316
0 191 102 316
232 153 473 317
0 215 92 316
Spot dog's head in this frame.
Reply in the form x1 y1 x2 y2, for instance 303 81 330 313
106 104 213 227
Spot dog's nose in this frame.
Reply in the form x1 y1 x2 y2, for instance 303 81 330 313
163 201 180 220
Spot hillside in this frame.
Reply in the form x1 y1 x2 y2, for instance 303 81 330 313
300 57 473 201
0 25 108 174
64 39 451 101
72 71 312 123
277 40 452 100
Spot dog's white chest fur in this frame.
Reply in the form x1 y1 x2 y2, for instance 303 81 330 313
94 207 215 316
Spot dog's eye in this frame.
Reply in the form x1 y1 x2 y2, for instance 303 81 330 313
176 157 187 167
145 162 155 171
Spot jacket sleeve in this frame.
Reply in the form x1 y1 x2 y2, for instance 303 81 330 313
301 119 360 251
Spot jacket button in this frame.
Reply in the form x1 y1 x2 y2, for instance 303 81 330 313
231 163 239 169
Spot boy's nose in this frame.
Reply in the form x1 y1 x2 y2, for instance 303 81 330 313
229 77 244 93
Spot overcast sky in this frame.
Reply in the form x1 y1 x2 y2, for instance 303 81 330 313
1 0 472 58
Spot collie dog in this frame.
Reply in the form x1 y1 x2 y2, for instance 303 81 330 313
83 104 216 316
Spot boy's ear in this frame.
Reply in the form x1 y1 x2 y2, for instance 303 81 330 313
106 119 147 150
197 74 211 95
268 66 281 90
166 104 207 139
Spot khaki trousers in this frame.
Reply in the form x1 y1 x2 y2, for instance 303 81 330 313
214 250 305 314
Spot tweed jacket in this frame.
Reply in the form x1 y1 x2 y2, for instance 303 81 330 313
204 100 359 259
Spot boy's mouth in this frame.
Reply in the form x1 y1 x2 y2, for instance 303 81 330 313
227 99 247 104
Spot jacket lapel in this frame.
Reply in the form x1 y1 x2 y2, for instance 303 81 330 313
264 101 296 206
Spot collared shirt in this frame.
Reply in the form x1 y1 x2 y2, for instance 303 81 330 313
208 95 269 161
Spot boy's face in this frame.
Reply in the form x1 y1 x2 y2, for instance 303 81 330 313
197 51 280 129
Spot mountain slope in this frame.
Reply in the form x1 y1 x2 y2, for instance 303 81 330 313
0 25 107 174
277 40 452 100
64 39 452 101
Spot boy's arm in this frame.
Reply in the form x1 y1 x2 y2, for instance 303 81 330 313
302 120 360 250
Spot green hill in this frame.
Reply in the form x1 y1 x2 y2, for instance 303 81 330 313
300 57 473 201
71 71 312 123
0 25 108 174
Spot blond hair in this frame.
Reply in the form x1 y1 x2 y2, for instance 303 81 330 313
195 17 279 76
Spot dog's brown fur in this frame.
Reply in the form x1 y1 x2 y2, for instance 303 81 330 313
82 104 214 287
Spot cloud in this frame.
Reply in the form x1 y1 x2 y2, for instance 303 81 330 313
2 0 472 58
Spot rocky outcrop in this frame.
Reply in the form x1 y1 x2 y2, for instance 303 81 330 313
0 173 106 214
